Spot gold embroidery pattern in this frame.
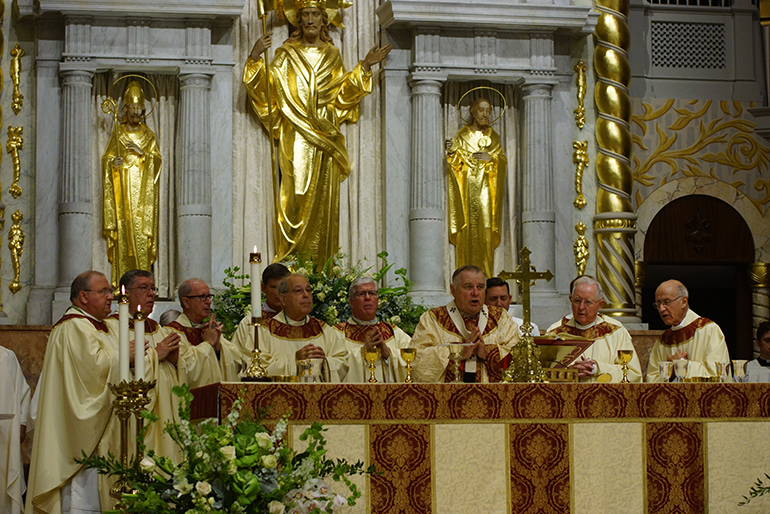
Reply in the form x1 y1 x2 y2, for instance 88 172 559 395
646 422 704 513
509 424 569 513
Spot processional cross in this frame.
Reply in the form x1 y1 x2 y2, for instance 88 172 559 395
498 246 554 382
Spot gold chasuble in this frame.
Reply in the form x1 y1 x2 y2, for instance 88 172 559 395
27 307 120 514
105 315 185 462
101 122 162 288
446 126 506 278
334 318 411 383
646 309 730 383
243 41 372 267
410 303 519 383
258 313 350 382
161 314 239 389
546 314 642 383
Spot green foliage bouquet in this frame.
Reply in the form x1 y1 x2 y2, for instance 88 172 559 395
80 385 370 514
213 252 427 339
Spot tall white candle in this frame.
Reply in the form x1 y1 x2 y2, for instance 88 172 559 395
118 287 130 382
250 246 262 320
134 306 146 381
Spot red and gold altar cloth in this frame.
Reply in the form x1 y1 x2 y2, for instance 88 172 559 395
191 382 770 514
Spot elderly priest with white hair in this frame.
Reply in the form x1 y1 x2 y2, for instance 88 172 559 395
646 279 730 382
545 275 641 383
257 274 349 381
334 276 411 382
410 265 520 383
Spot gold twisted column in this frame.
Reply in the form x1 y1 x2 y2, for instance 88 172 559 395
593 0 638 320
749 263 770 355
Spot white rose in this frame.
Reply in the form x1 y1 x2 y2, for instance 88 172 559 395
221 445 236 461
196 481 212 496
255 432 272 449
317 292 326 302
268 500 286 514
139 456 155 473
262 454 278 469
390 315 401 324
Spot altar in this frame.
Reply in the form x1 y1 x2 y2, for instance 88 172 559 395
191 382 770 514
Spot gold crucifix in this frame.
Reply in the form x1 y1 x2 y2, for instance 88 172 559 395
499 246 554 382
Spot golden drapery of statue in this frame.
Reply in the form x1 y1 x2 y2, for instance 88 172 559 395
446 96 507 278
101 79 162 288
244 0 391 268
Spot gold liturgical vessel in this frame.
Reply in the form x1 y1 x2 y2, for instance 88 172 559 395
401 347 416 383
617 349 633 383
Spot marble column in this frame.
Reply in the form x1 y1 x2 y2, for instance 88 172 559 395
521 82 558 293
408 79 446 304
58 69 95 289
177 71 213 284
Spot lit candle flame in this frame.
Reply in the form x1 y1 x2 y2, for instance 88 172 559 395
121 285 126 295
253 245 259 253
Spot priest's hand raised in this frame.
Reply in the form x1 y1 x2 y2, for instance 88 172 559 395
363 328 390 360
202 313 223 352
156 331 181 365
296 343 325 361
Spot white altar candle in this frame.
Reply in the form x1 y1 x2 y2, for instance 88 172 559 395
134 306 146 381
118 287 130 382
250 246 262 320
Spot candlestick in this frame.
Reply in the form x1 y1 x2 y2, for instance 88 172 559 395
134 307 146 380
250 247 262 320
118 287 130 382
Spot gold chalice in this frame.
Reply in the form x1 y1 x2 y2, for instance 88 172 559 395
364 347 380 383
448 343 465 383
401 347 416 383
617 350 633 383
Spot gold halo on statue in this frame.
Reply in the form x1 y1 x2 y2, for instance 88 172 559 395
283 0 351 29
456 86 507 126
106 74 159 119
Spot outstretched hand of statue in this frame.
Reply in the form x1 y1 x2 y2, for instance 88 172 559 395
362 43 393 71
250 35 273 61
126 140 144 156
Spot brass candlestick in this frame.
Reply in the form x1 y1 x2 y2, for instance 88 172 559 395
243 316 270 382
109 379 156 508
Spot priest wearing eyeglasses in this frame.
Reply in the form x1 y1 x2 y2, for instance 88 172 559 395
646 279 730 383
334 276 411 383
162 278 238 388
546 275 641 383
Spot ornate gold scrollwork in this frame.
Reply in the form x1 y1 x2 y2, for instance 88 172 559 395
7 126 23 198
8 210 24 293
572 140 588 209
573 222 589 276
574 60 587 129
11 44 23 115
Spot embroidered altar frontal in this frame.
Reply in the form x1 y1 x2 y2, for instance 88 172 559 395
192 383 770 514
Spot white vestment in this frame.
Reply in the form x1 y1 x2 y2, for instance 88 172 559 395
745 359 770 383
334 318 411 383
0 346 31 514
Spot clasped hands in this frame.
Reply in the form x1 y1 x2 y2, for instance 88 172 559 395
666 350 688 361
128 331 182 366
462 326 487 361
570 356 596 377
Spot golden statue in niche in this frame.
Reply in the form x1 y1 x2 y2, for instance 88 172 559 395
244 0 391 268
445 90 507 278
101 78 162 288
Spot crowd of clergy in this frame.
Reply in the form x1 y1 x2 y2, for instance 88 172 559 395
4 264 770 514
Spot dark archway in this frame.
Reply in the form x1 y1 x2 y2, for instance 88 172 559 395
641 194 754 358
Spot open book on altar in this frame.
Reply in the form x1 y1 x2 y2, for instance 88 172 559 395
534 334 594 368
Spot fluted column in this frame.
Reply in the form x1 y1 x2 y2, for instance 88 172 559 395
58 69 95 287
177 71 213 283
521 82 557 295
409 79 446 303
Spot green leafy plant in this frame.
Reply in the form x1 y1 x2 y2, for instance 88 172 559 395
739 473 770 506
213 252 427 339
78 385 372 514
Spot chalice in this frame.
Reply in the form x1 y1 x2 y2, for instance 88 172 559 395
732 360 748 383
364 347 381 383
673 358 688 383
715 361 728 383
401 348 416 383
617 350 633 383
448 343 464 384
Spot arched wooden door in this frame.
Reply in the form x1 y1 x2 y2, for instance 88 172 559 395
641 194 754 358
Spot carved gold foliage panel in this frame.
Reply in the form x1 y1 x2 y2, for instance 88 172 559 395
631 99 770 214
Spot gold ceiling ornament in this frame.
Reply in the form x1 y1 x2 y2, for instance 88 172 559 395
574 60 587 129
11 44 23 115
8 210 24 293
7 126 23 198
456 86 507 126
748 263 770 289
593 0 637 318
573 222 589 276
572 140 589 209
